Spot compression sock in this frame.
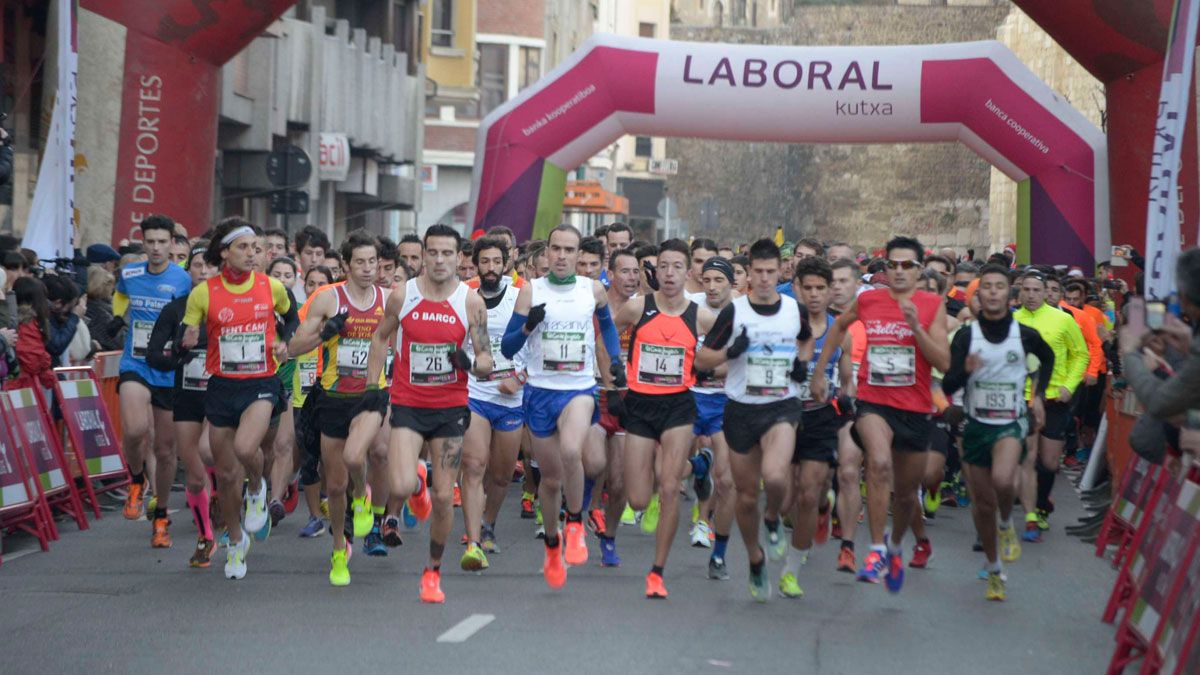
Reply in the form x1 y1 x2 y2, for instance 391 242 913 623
1035 462 1057 512
187 489 213 540
582 478 595 512
712 533 729 560
130 470 145 486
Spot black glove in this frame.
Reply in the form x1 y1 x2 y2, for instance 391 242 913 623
725 326 750 359
451 347 472 372
606 389 626 420
789 358 809 384
643 261 659 291
351 388 390 419
319 310 350 341
836 394 856 417
609 360 627 389
942 404 965 429
524 303 547 332
694 368 716 384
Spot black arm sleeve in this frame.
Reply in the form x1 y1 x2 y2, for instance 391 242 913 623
796 302 812 341
1020 324 1056 397
146 298 184 372
276 288 301 343
704 304 737 350
940 327 974 397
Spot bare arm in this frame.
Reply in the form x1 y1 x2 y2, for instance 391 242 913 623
809 302 857 402
366 289 404 388
288 289 335 357
837 336 855 397
915 302 951 373
467 291 494 378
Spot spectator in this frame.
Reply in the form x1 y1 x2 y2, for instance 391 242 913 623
10 277 55 390
0 268 11 329
86 265 125 351
86 244 121 274
43 275 83 366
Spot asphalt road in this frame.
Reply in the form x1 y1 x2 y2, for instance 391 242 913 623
1 475 1119 674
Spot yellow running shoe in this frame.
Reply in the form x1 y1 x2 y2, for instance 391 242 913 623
461 542 489 571
330 546 351 587
641 495 660 535
350 494 373 539
691 502 700 524
621 505 638 526
779 572 804 598
1000 527 1022 562
985 571 1005 601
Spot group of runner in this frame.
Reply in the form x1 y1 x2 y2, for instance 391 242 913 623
114 214 1114 604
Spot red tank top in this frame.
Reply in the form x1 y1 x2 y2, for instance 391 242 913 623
206 272 278 379
626 294 699 395
389 280 469 408
322 285 386 394
855 288 941 413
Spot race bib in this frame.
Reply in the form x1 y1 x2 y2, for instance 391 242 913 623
746 355 790 397
636 343 685 386
541 330 586 372
182 351 210 391
867 345 915 387
970 381 1021 420
131 320 154 359
409 342 456 385
336 337 370 378
218 332 267 374
298 358 318 395
486 336 515 382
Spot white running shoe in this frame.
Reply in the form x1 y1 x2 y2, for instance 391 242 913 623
691 520 713 548
243 478 269 534
225 528 250 580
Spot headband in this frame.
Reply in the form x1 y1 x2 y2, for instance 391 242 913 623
702 256 735 283
185 246 207 270
220 225 256 246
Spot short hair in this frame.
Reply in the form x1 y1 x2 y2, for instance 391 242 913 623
634 244 658 263
593 225 610 239
1177 247 1200 306
795 237 825 256
925 254 955 274
548 224 583 246
579 236 605 259
400 234 423 247
472 236 510 267
658 238 690 261
730 254 749 270
794 255 833 284
830 257 858 275
955 261 980 276
978 263 1011 283
294 225 331 255
140 214 176 239
263 227 288 243
458 239 474 256
606 223 632 239
87 266 115 301
885 236 924 263
748 238 781 263
376 235 399 264
423 225 461 248
986 253 1010 267
171 234 190 248
304 265 334 286
484 226 515 244
866 258 887 274
267 257 299 278
608 247 637 271
44 274 79 304
1064 280 1089 296
340 229 380 264
920 268 947 295
690 238 718 255
1018 270 1047 287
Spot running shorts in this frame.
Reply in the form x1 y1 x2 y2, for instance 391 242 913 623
205 376 283 429
794 404 839 465
692 391 727 437
723 398 803 455
597 389 625 436
1036 400 1074 441
962 416 1029 467
119 370 175 412
469 398 524 433
317 392 362 440
623 390 697 440
852 400 934 453
523 385 597 439
172 389 206 424
390 404 470 440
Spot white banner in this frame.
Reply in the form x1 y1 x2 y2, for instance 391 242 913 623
23 0 76 268
1144 0 1200 301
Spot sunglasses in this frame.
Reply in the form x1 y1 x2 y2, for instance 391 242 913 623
885 259 922 271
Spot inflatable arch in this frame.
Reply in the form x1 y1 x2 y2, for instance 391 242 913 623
468 35 1108 268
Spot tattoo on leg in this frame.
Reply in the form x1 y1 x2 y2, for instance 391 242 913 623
440 437 463 469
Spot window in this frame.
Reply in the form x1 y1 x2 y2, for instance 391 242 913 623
519 46 542 91
476 43 509 118
638 22 656 38
635 136 652 158
431 0 453 48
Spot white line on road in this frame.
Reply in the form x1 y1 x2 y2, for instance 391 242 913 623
436 614 495 643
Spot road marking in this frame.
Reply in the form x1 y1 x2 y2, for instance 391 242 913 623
2 548 41 563
436 614 495 643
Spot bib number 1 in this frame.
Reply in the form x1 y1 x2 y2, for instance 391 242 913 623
218 332 268 374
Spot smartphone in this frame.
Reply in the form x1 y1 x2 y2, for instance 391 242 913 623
1111 245 1132 267
1146 301 1166 330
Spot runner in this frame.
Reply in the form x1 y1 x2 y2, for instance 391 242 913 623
828 256 866 572
294 265 334 539
113 214 193 541
612 238 714 598
685 238 719 295
1013 271 1088 542
941 264 1055 600
353 224 493 602
576 236 613 539
782 256 855 598
810 236 950 593
146 241 218 565
179 218 299 580
398 234 423 277
695 238 813 602
500 224 624 590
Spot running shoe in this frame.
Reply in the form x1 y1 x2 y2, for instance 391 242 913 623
985 571 1006 601
691 502 700 524
972 537 984 552
564 521 588 566
535 501 543 526
224 529 250 580
350 494 373 539
885 550 905 593
923 488 941 519
453 484 462 508
330 545 351 587
857 551 885 583
520 492 536 519
831 515 842 541
189 536 215 568
408 463 432 521
766 526 786 562
621 505 638 526
645 572 668 599
977 567 1009 582
778 572 803 599
909 539 932 568
401 502 418 530
282 479 300 514
641 495 660 535
420 568 445 603
999 527 1022 562
151 516 172 549
1036 507 1050 531
691 448 714 501
298 516 327 538
461 542 489 571
243 478 269 534
1022 513 1042 542
708 556 730 580
146 495 157 521
535 523 545 539
543 541 566 589
319 497 330 519
268 499 286 528
600 536 620 567
381 516 403 548
364 526 388 557
814 508 831 546
691 520 713 548
481 524 498 554
122 480 146 520
836 546 857 574
749 566 771 603
218 529 229 548
588 508 607 536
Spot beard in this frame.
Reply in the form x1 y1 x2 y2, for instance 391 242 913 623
479 273 502 293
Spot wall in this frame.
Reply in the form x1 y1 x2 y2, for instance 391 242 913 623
422 0 477 89
74 9 127 248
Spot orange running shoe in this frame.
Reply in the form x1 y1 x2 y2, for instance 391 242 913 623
587 508 606 536
543 541 566 589
453 484 462 508
645 572 668 599
836 546 857 574
123 481 146 520
420 568 445 603
564 521 588 566
151 517 172 548
814 508 831 546
408 463 432 521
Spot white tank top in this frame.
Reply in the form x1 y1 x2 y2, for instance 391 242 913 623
468 281 524 407
526 277 597 391
965 319 1028 425
725 295 801 405
691 301 728 396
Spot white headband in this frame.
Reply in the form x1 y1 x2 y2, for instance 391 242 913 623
221 225 256 246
